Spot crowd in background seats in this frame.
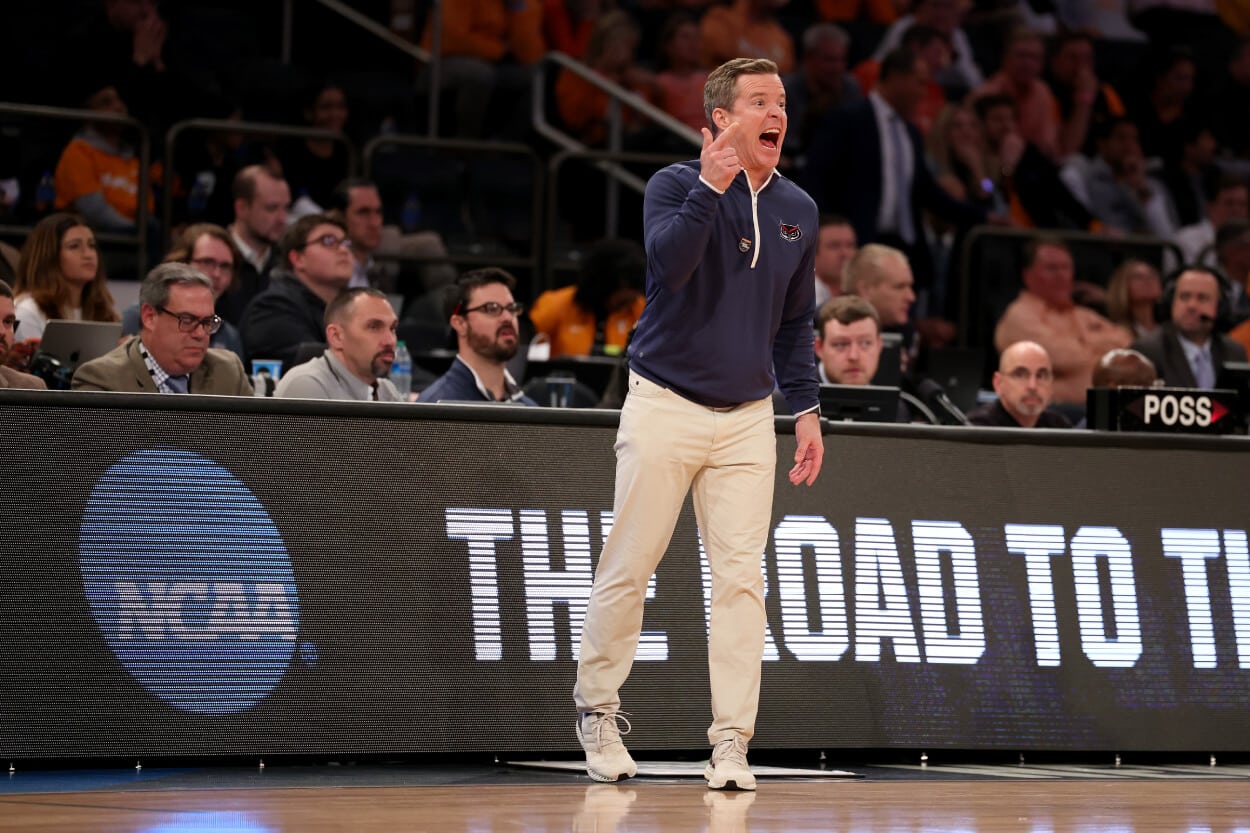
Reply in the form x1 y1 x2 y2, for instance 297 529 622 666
3 0 1250 427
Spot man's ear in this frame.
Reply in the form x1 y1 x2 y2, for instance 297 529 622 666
139 303 157 331
325 322 344 349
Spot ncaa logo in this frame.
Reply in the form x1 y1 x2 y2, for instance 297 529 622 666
79 449 301 715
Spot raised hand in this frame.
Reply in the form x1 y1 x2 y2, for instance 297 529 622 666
700 122 741 192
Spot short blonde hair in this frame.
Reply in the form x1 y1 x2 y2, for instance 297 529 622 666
704 58 779 134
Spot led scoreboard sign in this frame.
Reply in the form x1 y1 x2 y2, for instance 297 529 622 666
2 393 1249 758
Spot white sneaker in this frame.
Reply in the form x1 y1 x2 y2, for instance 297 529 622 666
577 711 638 783
704 736 756 791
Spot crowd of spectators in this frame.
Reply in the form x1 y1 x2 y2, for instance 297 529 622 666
4 0 1250 431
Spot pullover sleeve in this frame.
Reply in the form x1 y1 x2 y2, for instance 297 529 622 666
642 166 722 295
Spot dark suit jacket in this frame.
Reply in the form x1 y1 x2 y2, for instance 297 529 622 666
238 274 329 373
217 247 280 326
1131 322 1249 388
801 97 986 258
71 336 254 395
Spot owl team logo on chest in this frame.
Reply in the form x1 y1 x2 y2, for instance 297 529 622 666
779 222 802 242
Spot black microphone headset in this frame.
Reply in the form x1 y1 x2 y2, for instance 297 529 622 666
1157 264 1233 332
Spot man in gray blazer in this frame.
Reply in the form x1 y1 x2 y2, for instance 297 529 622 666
72 263 253 395
1132 267 1248 389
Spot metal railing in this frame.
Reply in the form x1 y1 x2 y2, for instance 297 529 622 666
544 148 684 282
533 51 700 229
0 102 151 275
161 119 359 247
363 133 542 275
282 0 443 137
956 225 1185 350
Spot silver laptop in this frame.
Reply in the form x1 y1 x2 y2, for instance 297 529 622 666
38 320 123 371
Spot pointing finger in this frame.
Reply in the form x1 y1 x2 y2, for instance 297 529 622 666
713 121 740 147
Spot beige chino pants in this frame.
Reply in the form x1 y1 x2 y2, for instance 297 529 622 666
574 370 777 745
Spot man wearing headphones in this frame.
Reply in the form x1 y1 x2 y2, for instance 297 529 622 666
1132 266 1247 388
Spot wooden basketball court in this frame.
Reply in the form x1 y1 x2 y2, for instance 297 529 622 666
3 765 1249 832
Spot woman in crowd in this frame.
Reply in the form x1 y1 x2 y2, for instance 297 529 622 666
928 103 998 211
1105 258 1164 339
12 213 118 348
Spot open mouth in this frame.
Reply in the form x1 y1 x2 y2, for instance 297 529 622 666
759 129 780 150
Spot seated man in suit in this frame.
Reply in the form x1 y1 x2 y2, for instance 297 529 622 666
0 280 46 389
1131 266 1248 388
419 268 536 405
803 47 987 293
219 165 290 324
72 263 253 395
968 340 1071 428
274 287 410 402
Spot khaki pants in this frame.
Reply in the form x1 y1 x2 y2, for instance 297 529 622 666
574 371 776 744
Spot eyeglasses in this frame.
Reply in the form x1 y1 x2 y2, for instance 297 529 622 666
2 316 17 334
825 337 879 354
1004 367 1053 383
458 301 524 317
190 257 234 274
299 234 352 251
156 305 223 334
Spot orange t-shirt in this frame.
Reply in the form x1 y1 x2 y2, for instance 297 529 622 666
653 70 710 133
54 137 151 220
1230 318 1250 359
699 0 794 74
529 284 644 358
420 0 544 64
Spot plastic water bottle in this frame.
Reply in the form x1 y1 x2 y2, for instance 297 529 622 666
400 193 422 233
391 340 413 400
34 171 56 215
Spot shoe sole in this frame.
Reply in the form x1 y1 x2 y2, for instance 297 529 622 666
587 767 635 783
704 765 757 791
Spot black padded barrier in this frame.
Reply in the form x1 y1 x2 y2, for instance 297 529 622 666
2 390 1248 758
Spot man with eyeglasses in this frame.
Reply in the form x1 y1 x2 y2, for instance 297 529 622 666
0 279 47 389
967 340 1071 428
72 263 253 395
240 213 354 373
418 268 536 404
121 224 246 361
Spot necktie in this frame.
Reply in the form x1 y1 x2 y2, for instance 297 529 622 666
371 382 379 401
1192 349 1215 389
166 375 190 394
890 116 915 245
